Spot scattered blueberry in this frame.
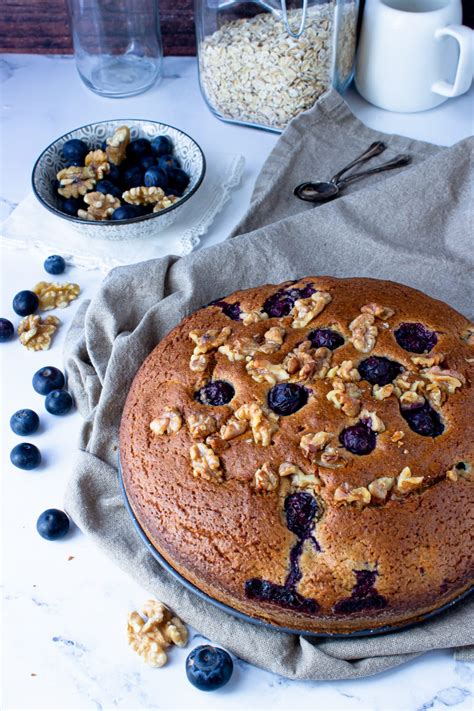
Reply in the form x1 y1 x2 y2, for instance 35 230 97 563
44 255 66 275
267 382 308 416
60 197 84 217
10 442 41 470
10 409 40 436
285 492 319 539
394 322 438 353
61 138 88 163
339 423 376 455
358 356 403 386
400 399 444 437
167 167 190 196
151 135 173 158
144 166 168 190
158 154 180 170
263 284 315 318
95 179 122 199
127 138 152 161
12 290 39 317
0 318 14 342
139 155 157 171
121 164 144 189
186 645 233 692
308 328 344 351
32 366 65 395
45 390 73 416
195 380 235 406
111 205 142 220
36 509 70 541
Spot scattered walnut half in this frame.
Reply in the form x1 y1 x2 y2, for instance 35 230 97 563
239 309 269 326
150 408 182 435
251 462 278 492
284 342 331 382
246 358 289 385
291 291 332 329
334 483 371 507
190 443 223 482
78 191 121 221
85 149 110 180
460 325 474 346
420 366 465 394
190 327 232 355
105 125 130 166
57 165 96 198
127 599 187 668
18 314 60 351
186 413 217 439
123 186 166 205
233 402 278 446
33 281 80 310
349 312 378 353
396 466 424 493
360 303 395 320
326 378 362 417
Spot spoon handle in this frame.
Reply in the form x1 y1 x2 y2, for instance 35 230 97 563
337 154 412 187
330 141 386 184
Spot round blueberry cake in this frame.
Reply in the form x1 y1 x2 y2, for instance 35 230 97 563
120 277 474 634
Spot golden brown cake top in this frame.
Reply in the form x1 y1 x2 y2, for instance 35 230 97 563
120 277 474 632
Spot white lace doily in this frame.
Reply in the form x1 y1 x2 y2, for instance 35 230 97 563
1 152 245 272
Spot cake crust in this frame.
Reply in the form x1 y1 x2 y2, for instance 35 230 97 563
120 277 474 634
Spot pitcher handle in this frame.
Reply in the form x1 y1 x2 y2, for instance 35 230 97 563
431 25 473 98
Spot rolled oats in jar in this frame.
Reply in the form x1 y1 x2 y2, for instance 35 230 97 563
195 0 359 131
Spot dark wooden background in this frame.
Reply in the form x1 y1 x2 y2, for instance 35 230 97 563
1 0 473 55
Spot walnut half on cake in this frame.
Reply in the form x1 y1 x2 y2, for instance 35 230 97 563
120 277 474 634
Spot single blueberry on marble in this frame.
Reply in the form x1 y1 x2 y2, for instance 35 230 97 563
394 322 438 353
45 390 73 416
267 382 308 416
186 645 233 691
12 290 39 317
10 442 41 470
0 318 14 342
358 355 403 386
32 366 65 395
44 255 66 275
195 380 235 406
10 409 40 436
37 509 70 540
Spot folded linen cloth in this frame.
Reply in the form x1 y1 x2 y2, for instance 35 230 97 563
64 90 474 680
1 152 245 271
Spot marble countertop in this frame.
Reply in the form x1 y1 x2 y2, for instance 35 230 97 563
1 54 473 711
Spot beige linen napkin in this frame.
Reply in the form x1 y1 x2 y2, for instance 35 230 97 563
64 91 474 680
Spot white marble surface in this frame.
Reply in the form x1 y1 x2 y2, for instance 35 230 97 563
1 54 473 711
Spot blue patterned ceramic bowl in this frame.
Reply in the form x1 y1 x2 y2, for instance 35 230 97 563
31 119 206 241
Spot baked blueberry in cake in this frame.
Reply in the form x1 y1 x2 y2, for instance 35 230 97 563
120 277 474 634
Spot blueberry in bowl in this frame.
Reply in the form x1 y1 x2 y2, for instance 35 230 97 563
32 119 205 240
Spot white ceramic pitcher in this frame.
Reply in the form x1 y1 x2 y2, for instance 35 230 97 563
355 0 473 112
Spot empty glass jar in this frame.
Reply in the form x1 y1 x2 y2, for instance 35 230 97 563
67 0 163 98
195 0 359 130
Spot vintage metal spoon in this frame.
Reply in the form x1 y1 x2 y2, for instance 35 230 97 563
294 142 412 203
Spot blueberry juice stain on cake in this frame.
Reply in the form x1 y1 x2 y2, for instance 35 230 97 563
333 570 387 614
209 298 242 321
245 492 322 614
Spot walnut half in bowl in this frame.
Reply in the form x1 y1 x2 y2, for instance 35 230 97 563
32 119 206 241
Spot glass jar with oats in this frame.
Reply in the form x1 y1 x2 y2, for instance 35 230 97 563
195 0 359 131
